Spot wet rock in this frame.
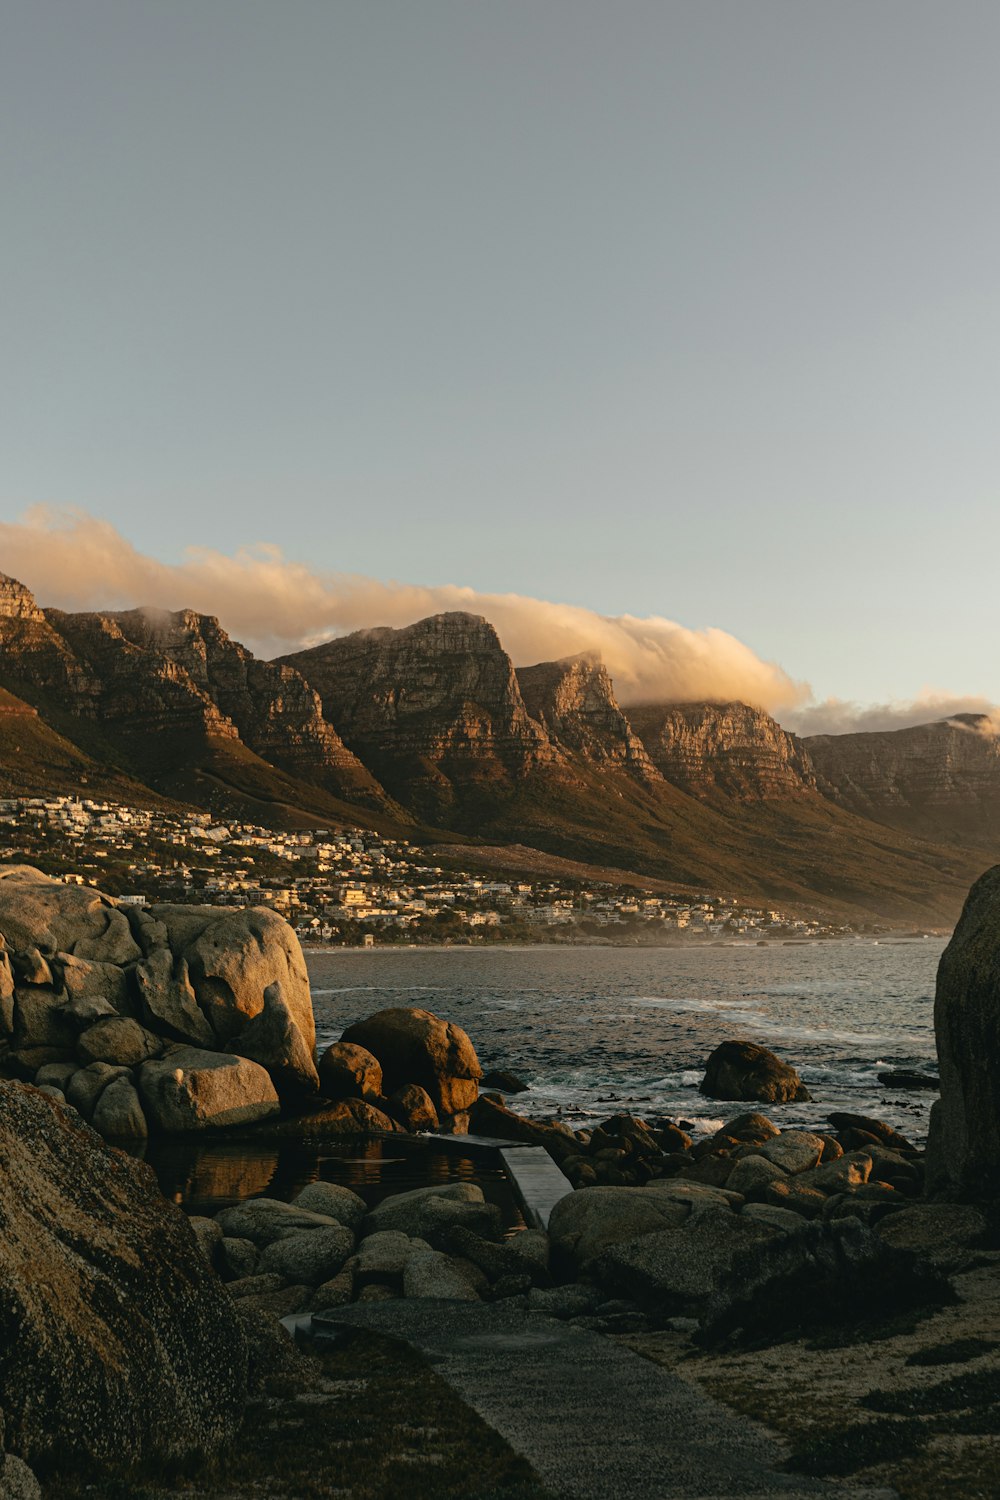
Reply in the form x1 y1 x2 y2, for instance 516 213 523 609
700 1040 810 1104
481 1068 529 1094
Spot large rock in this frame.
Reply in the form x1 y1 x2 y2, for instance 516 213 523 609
216 1196 344 1247
76 1016 163 1067
316 1041 383 1101
548 1185 692 1269
926 865 1000 1197
700 1039 811 1104
592 1210 781 1315
292 1180 367 1232
340 1006 482 1114
232 979 319 1097
257 1225 355 1284
150 904 316 1095
91 1074 148 1138
0 868 141 965
138 1048 280 1132
134 947 215 1047
0 1081 247 1473
362 1183 502 1244
402 1249 481 1301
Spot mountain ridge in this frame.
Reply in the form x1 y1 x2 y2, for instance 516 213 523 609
1 573 997 923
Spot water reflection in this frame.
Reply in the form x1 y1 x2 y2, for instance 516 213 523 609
142 1133 525 1229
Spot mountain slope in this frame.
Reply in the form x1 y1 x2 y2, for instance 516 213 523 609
805 716 1000 847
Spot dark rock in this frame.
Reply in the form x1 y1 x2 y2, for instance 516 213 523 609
700 1040 810 1104
0 1080 247 1473
592 1211 781 1316
876 1203 990 1271
481 1069 529 1094
340 1006 481 1115
316 1040 383 1101
878 1069 940 1091
700 1216 949 1347
926 865 1000 1196
828 1112 915 1153
387 1082 439 1132
444 1225 550 1286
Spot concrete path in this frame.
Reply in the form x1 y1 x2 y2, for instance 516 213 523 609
314 1301 896 1500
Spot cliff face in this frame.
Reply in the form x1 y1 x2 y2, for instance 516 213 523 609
805 717 1000 841
629 701 818 801
516 653 660 780
281 612 559 823
47 610 241 742
104 609 392 810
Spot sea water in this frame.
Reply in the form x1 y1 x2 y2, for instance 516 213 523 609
308 938 945 1143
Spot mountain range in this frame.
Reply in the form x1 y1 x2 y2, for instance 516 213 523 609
1 569 997 925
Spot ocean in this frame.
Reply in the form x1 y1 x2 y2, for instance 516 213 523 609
308 938 946 1144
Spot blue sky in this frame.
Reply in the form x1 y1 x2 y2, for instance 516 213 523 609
3 2 999 715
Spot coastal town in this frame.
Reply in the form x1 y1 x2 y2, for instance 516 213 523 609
0 792 855 944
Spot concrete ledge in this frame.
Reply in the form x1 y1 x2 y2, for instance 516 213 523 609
500 1145 572 1230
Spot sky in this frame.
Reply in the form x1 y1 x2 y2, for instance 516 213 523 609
2 2 999 729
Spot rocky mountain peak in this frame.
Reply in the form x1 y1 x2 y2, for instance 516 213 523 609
516 653 660 779
629 700 817 801
0 573 45 623
279 612 559 824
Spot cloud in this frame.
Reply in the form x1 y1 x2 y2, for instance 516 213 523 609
787 692 1000 738
0 506 809 712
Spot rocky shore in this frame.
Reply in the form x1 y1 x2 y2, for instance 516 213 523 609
1 861 1000 1496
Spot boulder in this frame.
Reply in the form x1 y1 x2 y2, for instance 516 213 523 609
481 1068 529 1094
362 1183 502 1244
548 1185 692 1269
0 867 141 965
827 1112 915 1153
0 1080 246 1472
402 1250 481 1301
216 1197 343 1247
232 980 319 1097
355 1231 429 1280
134 947 214 1047
53 953 129 1015
763 1178 828 1218
444 1225 550 1286
150 904 316 1096
219 1237 258 1280
310 1265 356 1311
138 1048 280 1132
0 1453 42 1498
292 1181 367 1233
725 1154 788 1197
701 1216 946 1346
257 1225 355 1284
77 1016 163 1067
10 989 73 1051
593 1210 781 1315
287 1098 399 1135
757 1130 825 1175
876 1203 989 1271
468 1094 576 1156
91 1075 148 1138
716 1111 781 1144
387 1082 439 1132
316 1041 383 1101
65 1062 130 1121
926 865 1000 1196
340 1006 481 1114
700 1040 810 1104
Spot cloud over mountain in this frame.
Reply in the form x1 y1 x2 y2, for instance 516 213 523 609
0 507 807 712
